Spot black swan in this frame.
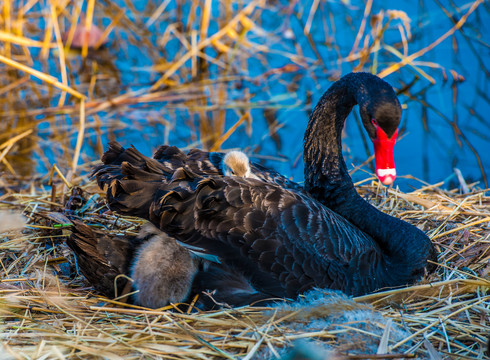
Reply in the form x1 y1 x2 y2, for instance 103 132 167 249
83 72 435 304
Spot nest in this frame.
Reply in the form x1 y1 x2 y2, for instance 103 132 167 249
0 172 489 359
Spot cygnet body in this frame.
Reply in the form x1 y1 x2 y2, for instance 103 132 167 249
130 224 198 308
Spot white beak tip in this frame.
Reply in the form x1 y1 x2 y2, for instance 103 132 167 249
377 168 397 186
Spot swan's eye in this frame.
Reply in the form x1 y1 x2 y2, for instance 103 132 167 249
371 119 378 127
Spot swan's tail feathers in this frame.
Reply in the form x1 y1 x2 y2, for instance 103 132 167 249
93 142 180 218
93 142 176 188
100 141 158 171
94 147 199 225
153 145 187 163
100 141 125 164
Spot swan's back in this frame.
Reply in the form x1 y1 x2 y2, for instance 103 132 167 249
96 142 301 191
93 143 395 298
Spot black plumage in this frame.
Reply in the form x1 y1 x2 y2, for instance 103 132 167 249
98 142 301 192
67 220 143 300
85 72 436 305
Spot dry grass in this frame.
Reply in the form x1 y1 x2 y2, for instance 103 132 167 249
0 169 489 359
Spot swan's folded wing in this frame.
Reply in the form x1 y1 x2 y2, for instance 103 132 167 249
94 155 382 297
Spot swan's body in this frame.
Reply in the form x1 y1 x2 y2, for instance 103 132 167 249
87 73 436 304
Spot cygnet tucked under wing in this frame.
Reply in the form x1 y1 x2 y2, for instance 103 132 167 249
131 225 198 308
222 151 260 179
68 220 198 308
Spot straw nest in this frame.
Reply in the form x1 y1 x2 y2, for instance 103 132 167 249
0 170 489 359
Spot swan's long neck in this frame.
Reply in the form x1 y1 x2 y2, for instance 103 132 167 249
304 76 357 194
304 73 367 201
303 73 434 283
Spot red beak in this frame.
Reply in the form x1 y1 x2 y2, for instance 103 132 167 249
372 125 398 185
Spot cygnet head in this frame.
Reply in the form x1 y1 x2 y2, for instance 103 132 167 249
222 151 259 179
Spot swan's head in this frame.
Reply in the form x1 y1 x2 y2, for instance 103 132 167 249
222 151 259 179
361 97 401 186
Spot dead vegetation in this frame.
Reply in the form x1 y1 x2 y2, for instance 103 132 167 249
0 172 489 358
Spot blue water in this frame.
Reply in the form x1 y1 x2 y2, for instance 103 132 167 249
25 0 490 190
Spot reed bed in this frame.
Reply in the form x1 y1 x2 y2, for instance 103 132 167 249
1 0 488 184
0 169 488 359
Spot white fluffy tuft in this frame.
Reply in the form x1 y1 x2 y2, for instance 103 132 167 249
0 211 26 233
260 289 410 357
